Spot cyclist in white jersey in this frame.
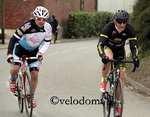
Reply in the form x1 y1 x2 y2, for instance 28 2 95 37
7 6 52 108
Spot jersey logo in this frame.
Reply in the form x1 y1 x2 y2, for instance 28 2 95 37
114 38 122 42
112 30 117 36
16 29 23 36
122 33 126 36
29 37 41 45
30 29 36 33
21 22 31 32
39 29 45 32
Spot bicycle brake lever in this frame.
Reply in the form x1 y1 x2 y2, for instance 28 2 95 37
132 65 136 72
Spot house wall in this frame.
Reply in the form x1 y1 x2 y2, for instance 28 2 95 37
97 0 137 13
0 0 43 29
0 0 96 29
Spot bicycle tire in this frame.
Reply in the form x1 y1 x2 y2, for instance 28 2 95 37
102 79 113 117
102 92 112 117
113 78 124 117
16 74 24 113
23 71 33 117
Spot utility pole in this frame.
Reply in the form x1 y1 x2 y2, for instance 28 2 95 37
1 0 5 44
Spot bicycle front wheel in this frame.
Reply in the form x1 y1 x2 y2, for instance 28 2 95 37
23 71 33 117
101 79 113 117
102 92 112 117
113 78 124 117
16 74 24 113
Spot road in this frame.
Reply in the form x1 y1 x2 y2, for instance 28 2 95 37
0 39 150 117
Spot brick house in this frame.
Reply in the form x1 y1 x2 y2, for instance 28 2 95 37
0 0 97 37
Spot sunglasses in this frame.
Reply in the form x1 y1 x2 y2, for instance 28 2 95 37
36 18 46 22
116 20 127 24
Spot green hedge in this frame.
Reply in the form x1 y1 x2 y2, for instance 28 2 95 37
65 11 113 38
130 0 150 52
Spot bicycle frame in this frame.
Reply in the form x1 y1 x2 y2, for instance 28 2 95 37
15 56 37 94
108 62 121 95
20 56 37 97
14 55 37 117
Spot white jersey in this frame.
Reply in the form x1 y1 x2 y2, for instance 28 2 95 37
13 19 52 54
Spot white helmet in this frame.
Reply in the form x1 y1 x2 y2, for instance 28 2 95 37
33 6 49 19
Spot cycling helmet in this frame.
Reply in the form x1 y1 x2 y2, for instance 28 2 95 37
33 6 49 19
114 10 129 22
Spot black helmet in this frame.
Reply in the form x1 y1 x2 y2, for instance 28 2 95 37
114 10 129 22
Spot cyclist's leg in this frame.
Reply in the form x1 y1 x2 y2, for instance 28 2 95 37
100 46 114 92
120 66 126 87
10 43 23 78
9 43 22 93
115 65 125 103
10 64 20 78
27 48 39 96
102 47 113 76
10 64 21 93
28 63 39 108
30 69 39 96
102 46 114 76
27 49 39 108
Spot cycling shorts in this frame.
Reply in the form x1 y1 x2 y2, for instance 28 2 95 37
12 43 39 71
104 46 126 71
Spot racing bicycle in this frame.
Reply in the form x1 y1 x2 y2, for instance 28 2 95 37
14 55 38 117
100 57 136 117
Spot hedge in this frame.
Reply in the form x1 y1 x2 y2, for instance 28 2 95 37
65 11 113 39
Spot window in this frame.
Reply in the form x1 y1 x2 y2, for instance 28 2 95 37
80 0 84 11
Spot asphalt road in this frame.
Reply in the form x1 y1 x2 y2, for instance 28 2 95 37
1 39 150 117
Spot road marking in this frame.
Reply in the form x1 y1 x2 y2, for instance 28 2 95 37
47 52 58 56
46 45 96 57
62 49 73 53
76 47 88 50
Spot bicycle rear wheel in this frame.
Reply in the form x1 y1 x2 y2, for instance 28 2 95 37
23 71 33 117
16 74 24 113
113 78 124 117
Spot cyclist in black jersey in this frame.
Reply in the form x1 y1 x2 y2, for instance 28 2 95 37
97 10 139 116
7 6 52 108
